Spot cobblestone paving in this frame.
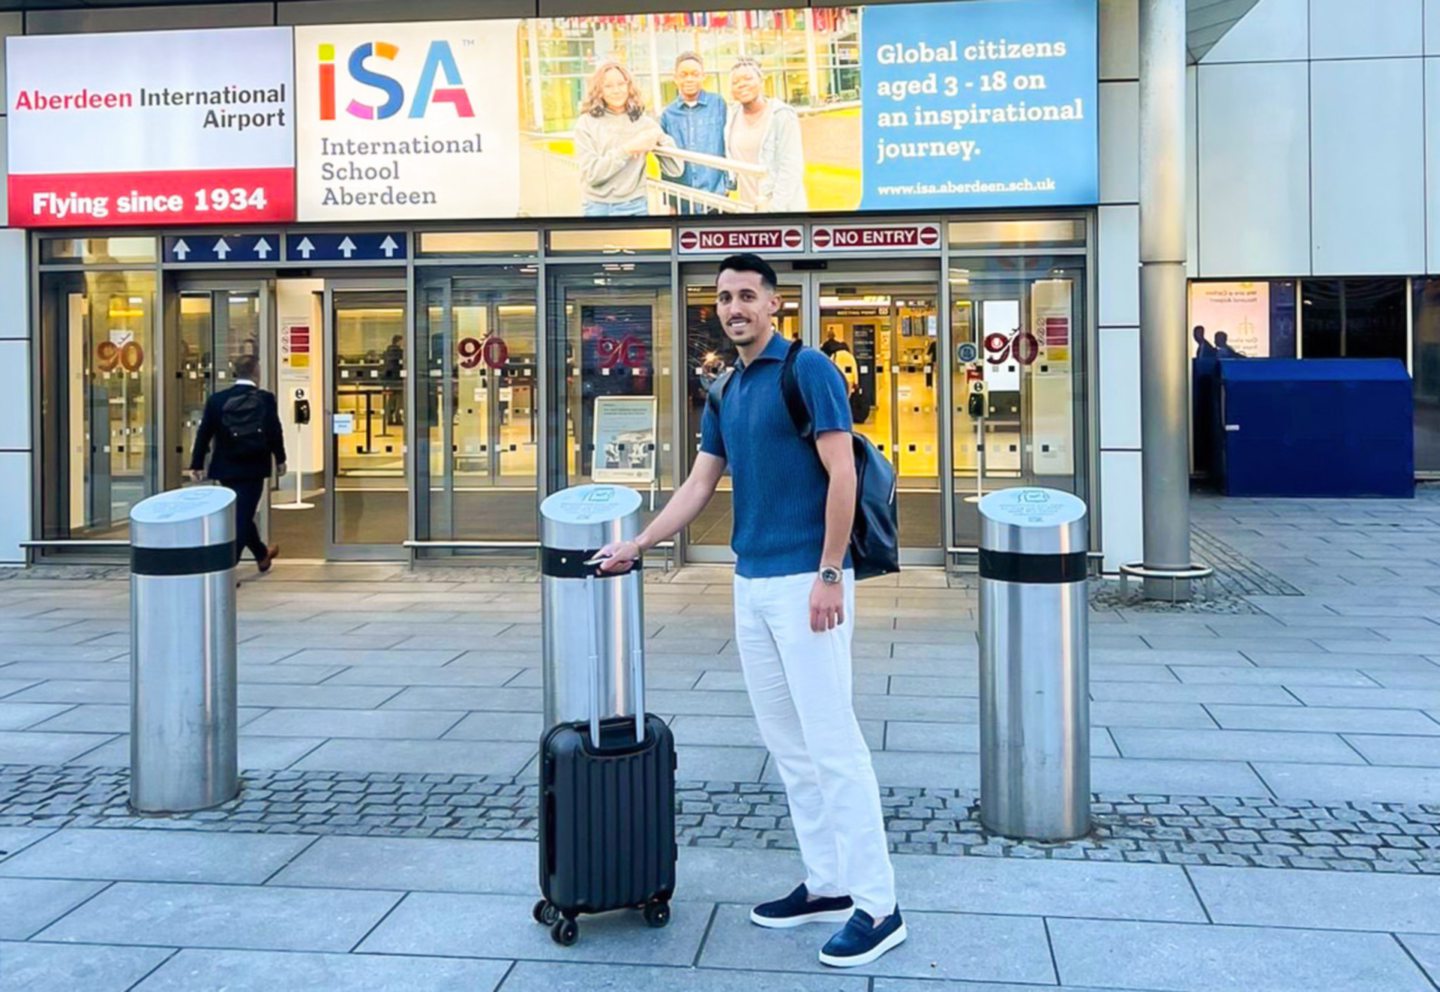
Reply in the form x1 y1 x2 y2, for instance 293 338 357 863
5 763 1438 874
1191 521 1306 598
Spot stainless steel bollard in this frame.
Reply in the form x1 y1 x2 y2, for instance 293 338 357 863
129 487 239 813
977 487 1091 841
540 485 646 731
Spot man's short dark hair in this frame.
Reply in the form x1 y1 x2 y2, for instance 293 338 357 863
675 51 703 70
718 253 777 291
233 355 259 380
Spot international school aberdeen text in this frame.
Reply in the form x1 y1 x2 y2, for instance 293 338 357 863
11 84 289 131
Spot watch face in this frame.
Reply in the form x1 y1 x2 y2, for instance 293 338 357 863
821 567 841 584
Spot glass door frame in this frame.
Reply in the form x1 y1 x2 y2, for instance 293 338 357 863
678 263 950 567
322 277 411 561
166 275 274 496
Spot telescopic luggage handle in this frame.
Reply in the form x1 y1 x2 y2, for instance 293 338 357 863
583 573 646 750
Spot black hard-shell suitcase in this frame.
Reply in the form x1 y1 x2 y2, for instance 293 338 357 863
533 575 677 945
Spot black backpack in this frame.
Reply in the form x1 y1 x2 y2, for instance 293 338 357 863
220 390 270 459
707 339 900 580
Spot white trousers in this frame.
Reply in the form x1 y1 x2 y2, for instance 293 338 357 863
733 570 897 918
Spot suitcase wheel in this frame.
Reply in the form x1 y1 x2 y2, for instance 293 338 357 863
551 917 579 946
532 900 559 927
643 900 671 929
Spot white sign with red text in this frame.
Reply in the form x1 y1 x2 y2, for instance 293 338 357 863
5 27 295 227
677 226 805 255
810 223 941 252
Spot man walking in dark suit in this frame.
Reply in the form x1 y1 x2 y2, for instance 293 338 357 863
188 354 286 573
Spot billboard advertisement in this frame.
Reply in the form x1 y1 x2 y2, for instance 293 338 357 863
294 0 1096 221
5 27 295 227
5 0 1097 227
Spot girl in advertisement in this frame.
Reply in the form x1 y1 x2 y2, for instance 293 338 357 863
574 60 682 217
725 57 809 214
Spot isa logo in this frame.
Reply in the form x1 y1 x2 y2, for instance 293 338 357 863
317 39 475 120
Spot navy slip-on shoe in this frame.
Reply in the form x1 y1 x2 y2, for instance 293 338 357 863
818 907 908 968
749 884 855 929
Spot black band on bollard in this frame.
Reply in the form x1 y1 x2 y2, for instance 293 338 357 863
131 543 236 577
540 547 641 580
978 548 1088 584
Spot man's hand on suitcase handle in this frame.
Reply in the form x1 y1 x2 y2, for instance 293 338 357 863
594 539 643 574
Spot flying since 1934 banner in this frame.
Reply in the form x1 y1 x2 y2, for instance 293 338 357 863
5 0 1097 228
5 27 296 227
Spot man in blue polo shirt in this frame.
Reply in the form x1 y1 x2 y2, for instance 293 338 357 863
596 253 904 968
659 51 729 213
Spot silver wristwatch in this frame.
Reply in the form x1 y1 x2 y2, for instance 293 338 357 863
819 566 842 585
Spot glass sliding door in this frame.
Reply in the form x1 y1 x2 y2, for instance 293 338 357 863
682 274 804 560
545 262 676 533
416 266 540 554
814 279 942 555
327 285 409 556
170 284 266 487
39 268 159 545
949 255 1088 548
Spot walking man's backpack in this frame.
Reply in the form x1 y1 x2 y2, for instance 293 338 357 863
220 391 270 459
708 338 900 580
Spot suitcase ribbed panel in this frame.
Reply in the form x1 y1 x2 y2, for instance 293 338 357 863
540 714 676 915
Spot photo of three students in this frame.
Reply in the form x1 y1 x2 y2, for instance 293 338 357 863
574 51 809 217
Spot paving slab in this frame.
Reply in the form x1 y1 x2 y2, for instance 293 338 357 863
238 685 404 710
1087 683 1300 706
271 836 536 894
1049 918 1433 992
379 686 544 712
324 664 527 687
0 940 174 992
240 708 465 740
1088 702 1218 730
359 892 711 964
0 877 106 939
1171 666 1377 687
28 704 267 734
872 983 1165 992
496 960 867 992
1207 704 1440 735
0 730 115 764
1109 728 1364 764
0 829 316 885
130 948 512 992
1399 935 1440 987
0 702 73 730
36 881 401 952
698 904 1054 984
6 680 129 704
1342 734 1440 767
675 745 767 782
277 648 464 667
73 735 325 771
1291 686 1440 709
1189 866 1440 934
290 738 535 776
1255 761 1440 803
442 710 545 742
0 679 41 699
1092 756 1268 797
0 828 53 862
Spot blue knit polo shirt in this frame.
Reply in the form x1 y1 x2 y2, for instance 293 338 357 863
699 331 853 578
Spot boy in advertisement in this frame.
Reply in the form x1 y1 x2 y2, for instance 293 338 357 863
659 51 730 213
726 58 809 213
574 60 683 217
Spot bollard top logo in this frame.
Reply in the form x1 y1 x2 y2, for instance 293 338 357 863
317 39 475 121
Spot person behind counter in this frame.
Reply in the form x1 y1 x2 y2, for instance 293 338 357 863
574 60 682 217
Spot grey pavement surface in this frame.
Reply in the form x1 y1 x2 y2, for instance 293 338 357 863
2 490 1440 990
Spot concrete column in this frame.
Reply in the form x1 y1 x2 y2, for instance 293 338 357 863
1138 0 1192 598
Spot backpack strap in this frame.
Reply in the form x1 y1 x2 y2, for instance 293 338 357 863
705 367 735 420
779 338 814 439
